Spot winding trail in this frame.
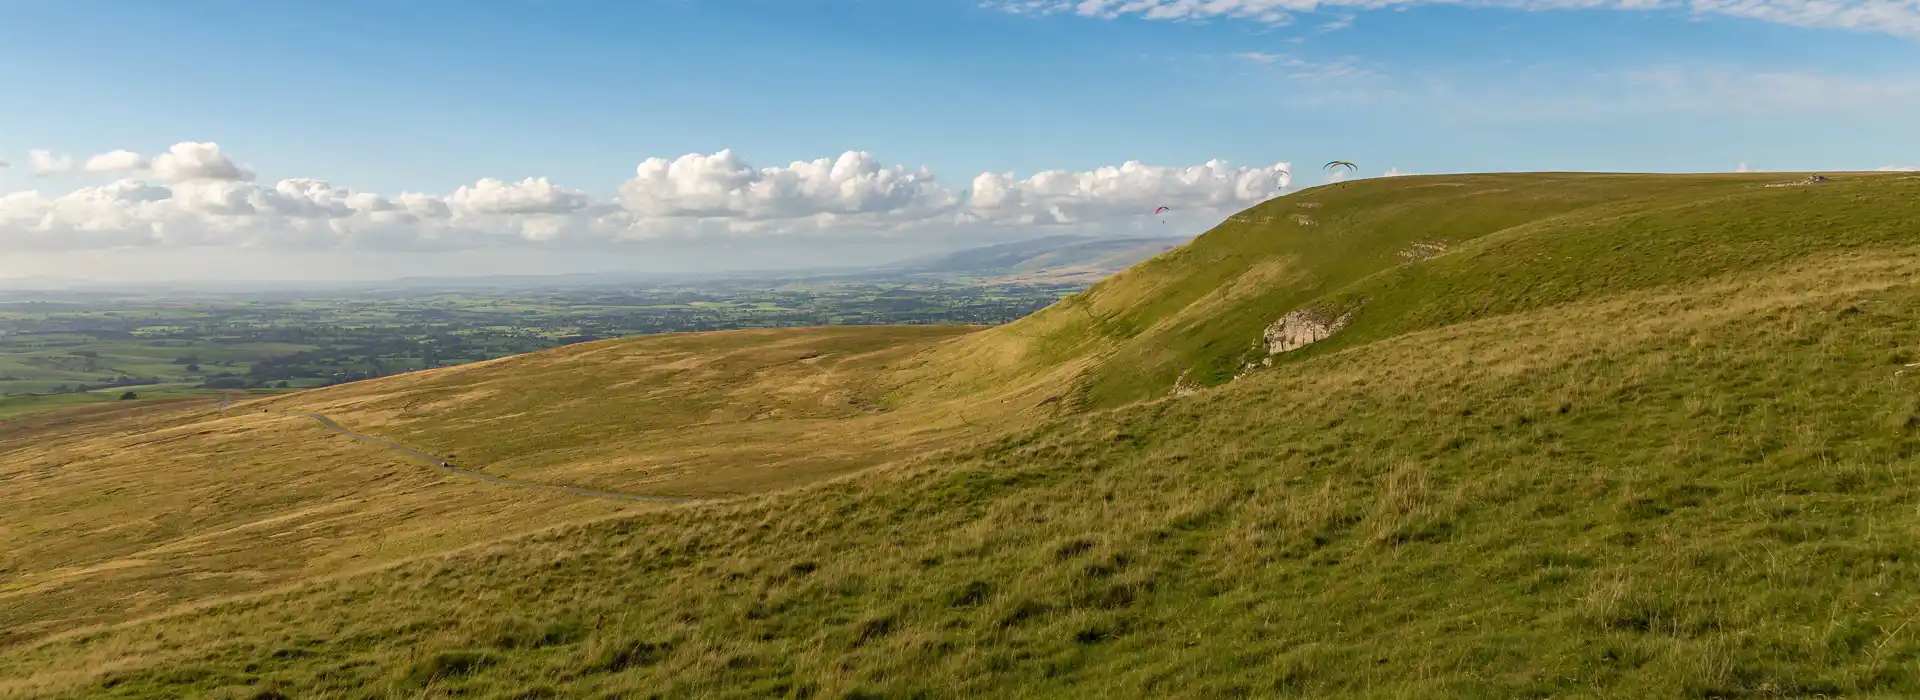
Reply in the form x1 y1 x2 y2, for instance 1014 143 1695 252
218 394 697 503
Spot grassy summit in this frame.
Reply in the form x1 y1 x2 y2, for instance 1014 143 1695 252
5 171 1920 698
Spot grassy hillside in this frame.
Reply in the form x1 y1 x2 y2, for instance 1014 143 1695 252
6 171 1920 698
245 324 982 496
0 325 981 652
900 172 1914 412
0 398 635 650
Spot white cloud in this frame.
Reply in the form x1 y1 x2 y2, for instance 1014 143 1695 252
619 149 951 221
965 159 1292 225
2 143 1293 253
28 150 73 177
395 191 452 219
149 142 254 182
0 159 9 168
1880 164 1918 171
1382 167 1415 176
1735 161 1754 172
84 150 150 173
449 177 590 215
991 0 1920 37
1319 14 1357 31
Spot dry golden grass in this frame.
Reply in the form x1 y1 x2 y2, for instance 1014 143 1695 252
0 324 999 658
0 400 637 648
242 324 988 497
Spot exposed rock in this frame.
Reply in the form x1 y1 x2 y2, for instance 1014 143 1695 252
1170 368 1204 397
1290 214 1317 227
1397 241 1449 261
1263 308 1354 354
1764 175 1833 188
1296 202 1321 209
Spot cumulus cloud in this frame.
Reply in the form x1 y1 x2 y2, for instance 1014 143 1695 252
1382 167 1415 177
965 160 1292 226
449 177 590 215
992 0 1920 37
51 142 254 182
28 150 73 177
1880 165 1918 171
149 141 254 182
619 149 950 221
2 142 1293 254
84 150 151 173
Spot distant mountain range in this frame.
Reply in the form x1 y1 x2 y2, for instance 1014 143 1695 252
885 235 1190 281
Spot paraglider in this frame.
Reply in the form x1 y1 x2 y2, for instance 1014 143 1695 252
1155 205 1170 223
1323 161 1358 187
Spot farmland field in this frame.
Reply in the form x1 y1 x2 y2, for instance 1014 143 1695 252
0 274 1086 417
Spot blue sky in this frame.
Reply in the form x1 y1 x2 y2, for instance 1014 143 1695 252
1 0 1915 280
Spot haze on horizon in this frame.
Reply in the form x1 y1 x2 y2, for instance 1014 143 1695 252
1 0 1915 282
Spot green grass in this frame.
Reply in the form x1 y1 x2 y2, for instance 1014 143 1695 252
5 171 1920 698
901 172 1915 413
0 336 323 411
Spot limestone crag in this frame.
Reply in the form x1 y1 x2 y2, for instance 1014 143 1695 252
1263 308 1355 354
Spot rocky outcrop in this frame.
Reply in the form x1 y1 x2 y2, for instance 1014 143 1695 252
1170 368 1204 397
1764 175 1832 188
1397 241 1448 261
1263 308 1355 354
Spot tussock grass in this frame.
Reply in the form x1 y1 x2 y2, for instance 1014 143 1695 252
246 324 982 496
6 172 1920 698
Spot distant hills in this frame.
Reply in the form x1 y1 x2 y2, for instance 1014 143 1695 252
885 235 1189 282
0 235 1190 294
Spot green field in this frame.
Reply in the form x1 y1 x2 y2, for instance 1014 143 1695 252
4 171 1920 698
0 277 1085 418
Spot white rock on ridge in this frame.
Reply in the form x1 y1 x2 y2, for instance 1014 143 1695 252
1763 175 1833 188
1397 241 1448 261
1263 308 1354 354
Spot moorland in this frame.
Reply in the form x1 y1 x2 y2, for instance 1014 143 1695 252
5 172 1919 699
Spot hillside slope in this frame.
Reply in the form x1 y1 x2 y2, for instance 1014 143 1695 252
0 324 986 651
5 171 1920 699
899 172 1914 412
